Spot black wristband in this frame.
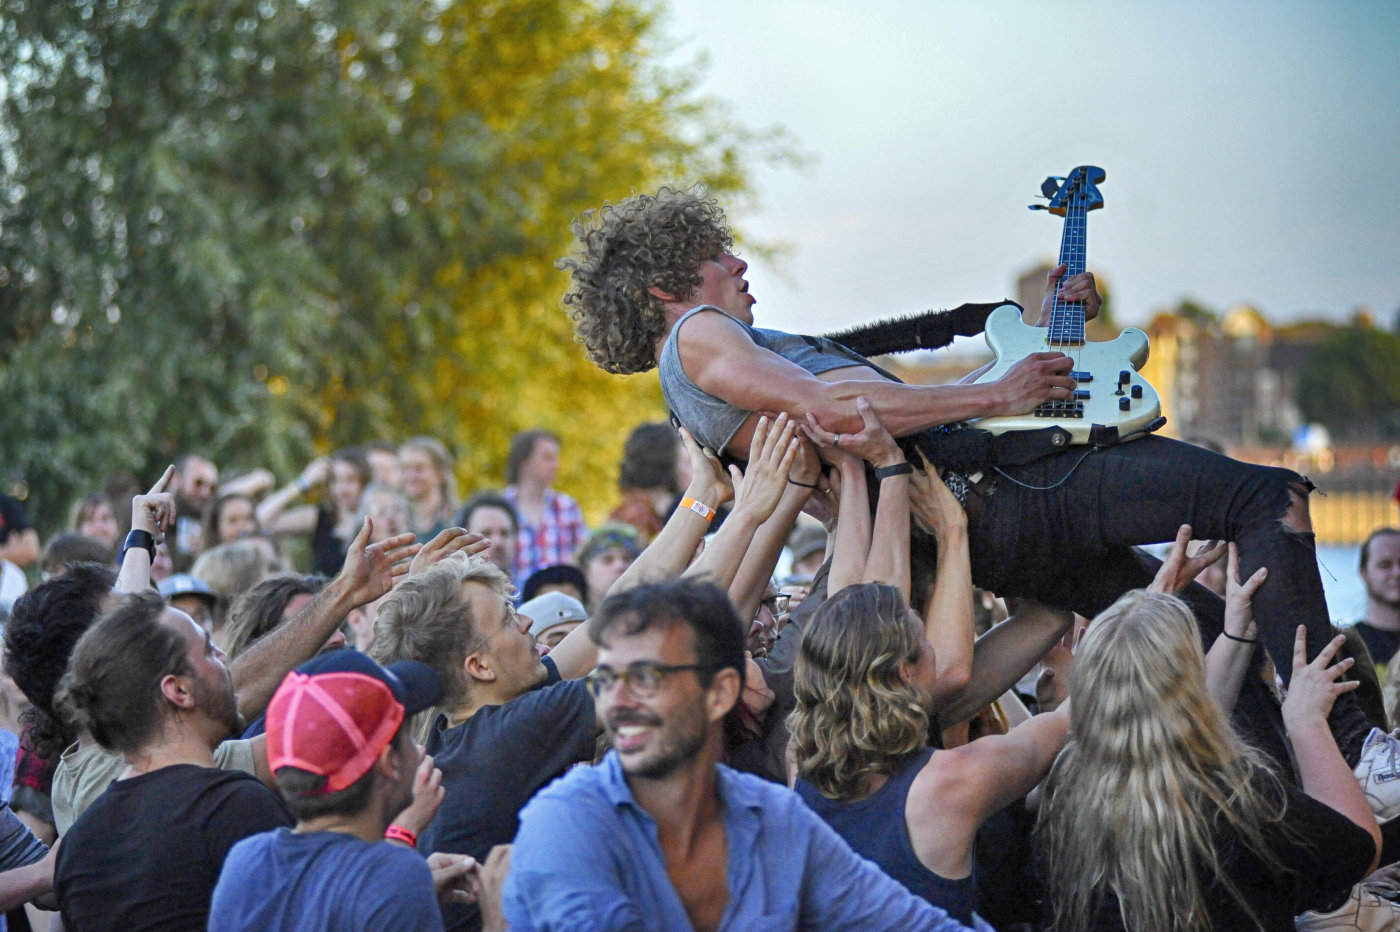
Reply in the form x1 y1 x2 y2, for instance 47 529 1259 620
120 529 157 564
1221 631 1259 645
873 462 914 482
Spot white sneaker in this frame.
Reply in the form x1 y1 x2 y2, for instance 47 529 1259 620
1296 881 1400 931
1354 727 1400 824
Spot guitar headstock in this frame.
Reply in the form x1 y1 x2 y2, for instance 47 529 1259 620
1030 165 1105 216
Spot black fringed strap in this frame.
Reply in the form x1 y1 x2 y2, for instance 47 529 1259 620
819 300 1016 358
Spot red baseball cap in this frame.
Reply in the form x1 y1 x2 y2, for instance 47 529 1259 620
266 651 440 794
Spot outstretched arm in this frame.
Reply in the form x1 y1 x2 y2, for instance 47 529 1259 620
726 440 819 624
1203 543 1267 713
546 426 735 681
675 308 1076 454
255 457 329 536
682 414 800 591
802 398 909 598
116 467 176 594
940 600 1076 727
909 468 975 711
229 519 419 719
1282 625 1381 872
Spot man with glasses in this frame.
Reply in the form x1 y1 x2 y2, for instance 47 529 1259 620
502 579 971 931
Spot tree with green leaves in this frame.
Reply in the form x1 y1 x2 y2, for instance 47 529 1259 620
0 0 794 532
1297 326 1400 441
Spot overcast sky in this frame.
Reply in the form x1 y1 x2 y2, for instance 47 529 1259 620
660 0 1400 337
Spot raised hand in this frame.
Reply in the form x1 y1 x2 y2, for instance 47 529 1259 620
678 425 734 509
1223 543 1266 641
1282 626 1357 728
391 748 445 837
299 456 331 489
339 518 420 608
132 465 177 538
802 396 904 469
729 414 801 525
409 527 489 576
1148 525 1226 595
908 465 965 539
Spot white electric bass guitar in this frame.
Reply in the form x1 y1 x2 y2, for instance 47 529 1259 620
968 166 1163 445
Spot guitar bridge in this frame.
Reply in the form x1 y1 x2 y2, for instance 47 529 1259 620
1033 401 1084 419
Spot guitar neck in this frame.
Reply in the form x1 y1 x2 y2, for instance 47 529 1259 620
1048 206 1088 345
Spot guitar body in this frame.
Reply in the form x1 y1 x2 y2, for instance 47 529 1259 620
965 165 1164 445
967 304 1162 443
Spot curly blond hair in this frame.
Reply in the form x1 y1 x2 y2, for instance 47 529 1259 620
557 184 734 374
787 583 931 800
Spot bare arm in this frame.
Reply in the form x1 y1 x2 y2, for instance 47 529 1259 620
825 458 872 594
546 427 734 681
0 840 56 913
116 467 176 594
1203 544 1267 713
228 520 419 719
939 600 1075 726
216 468 275 500
676 309 1076 452
910 468 975 711
1282 625 1381 872
802 397 907 597
726 442 818 624
682 414 800 591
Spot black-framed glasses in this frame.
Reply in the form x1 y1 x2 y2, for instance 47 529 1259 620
584 662 715 699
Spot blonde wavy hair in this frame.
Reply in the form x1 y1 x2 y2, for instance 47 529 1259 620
787 583 931 800
1037 590 1292 932
557 184 734 375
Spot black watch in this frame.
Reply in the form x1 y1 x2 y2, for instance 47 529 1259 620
873 462 915 482
120 529 157 565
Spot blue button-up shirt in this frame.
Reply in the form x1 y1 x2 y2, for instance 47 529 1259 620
503 751 970 931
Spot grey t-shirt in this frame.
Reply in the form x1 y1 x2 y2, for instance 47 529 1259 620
658 305 881 454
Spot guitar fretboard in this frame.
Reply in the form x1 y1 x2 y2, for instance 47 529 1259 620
1047 196 1088 346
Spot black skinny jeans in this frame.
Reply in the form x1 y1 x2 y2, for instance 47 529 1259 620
958 434 1368 767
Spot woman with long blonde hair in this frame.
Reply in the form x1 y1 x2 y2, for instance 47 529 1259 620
1037 590 1379 931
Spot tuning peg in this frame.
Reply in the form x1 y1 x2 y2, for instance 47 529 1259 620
1028 204 1048 211
1040 176 1064 198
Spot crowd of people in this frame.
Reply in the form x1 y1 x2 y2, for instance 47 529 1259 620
0 181 1398 931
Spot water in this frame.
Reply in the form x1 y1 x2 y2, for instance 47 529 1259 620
1318 543 1368 624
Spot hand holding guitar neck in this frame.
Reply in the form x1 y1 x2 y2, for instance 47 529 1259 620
968 165 1163 445
1036 263 1102 327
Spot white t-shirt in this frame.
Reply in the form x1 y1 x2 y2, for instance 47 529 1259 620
0 560 25 613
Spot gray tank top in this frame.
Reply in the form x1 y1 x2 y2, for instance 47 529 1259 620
658 306 882 454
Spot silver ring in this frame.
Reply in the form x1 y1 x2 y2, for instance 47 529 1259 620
834 434 841 447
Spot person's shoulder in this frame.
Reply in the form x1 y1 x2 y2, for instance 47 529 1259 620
521 761 611 818
672 305 750 341
221 827 282 868
718 763 807 817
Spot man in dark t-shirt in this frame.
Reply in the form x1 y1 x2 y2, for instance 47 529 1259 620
1350 528 1400 681
373 554 601 931
53 590 291 930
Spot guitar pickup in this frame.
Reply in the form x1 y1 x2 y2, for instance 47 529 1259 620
1071 371 1093 383
1033 401 1084 419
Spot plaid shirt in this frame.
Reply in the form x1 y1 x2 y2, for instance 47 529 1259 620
505 487 590 582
